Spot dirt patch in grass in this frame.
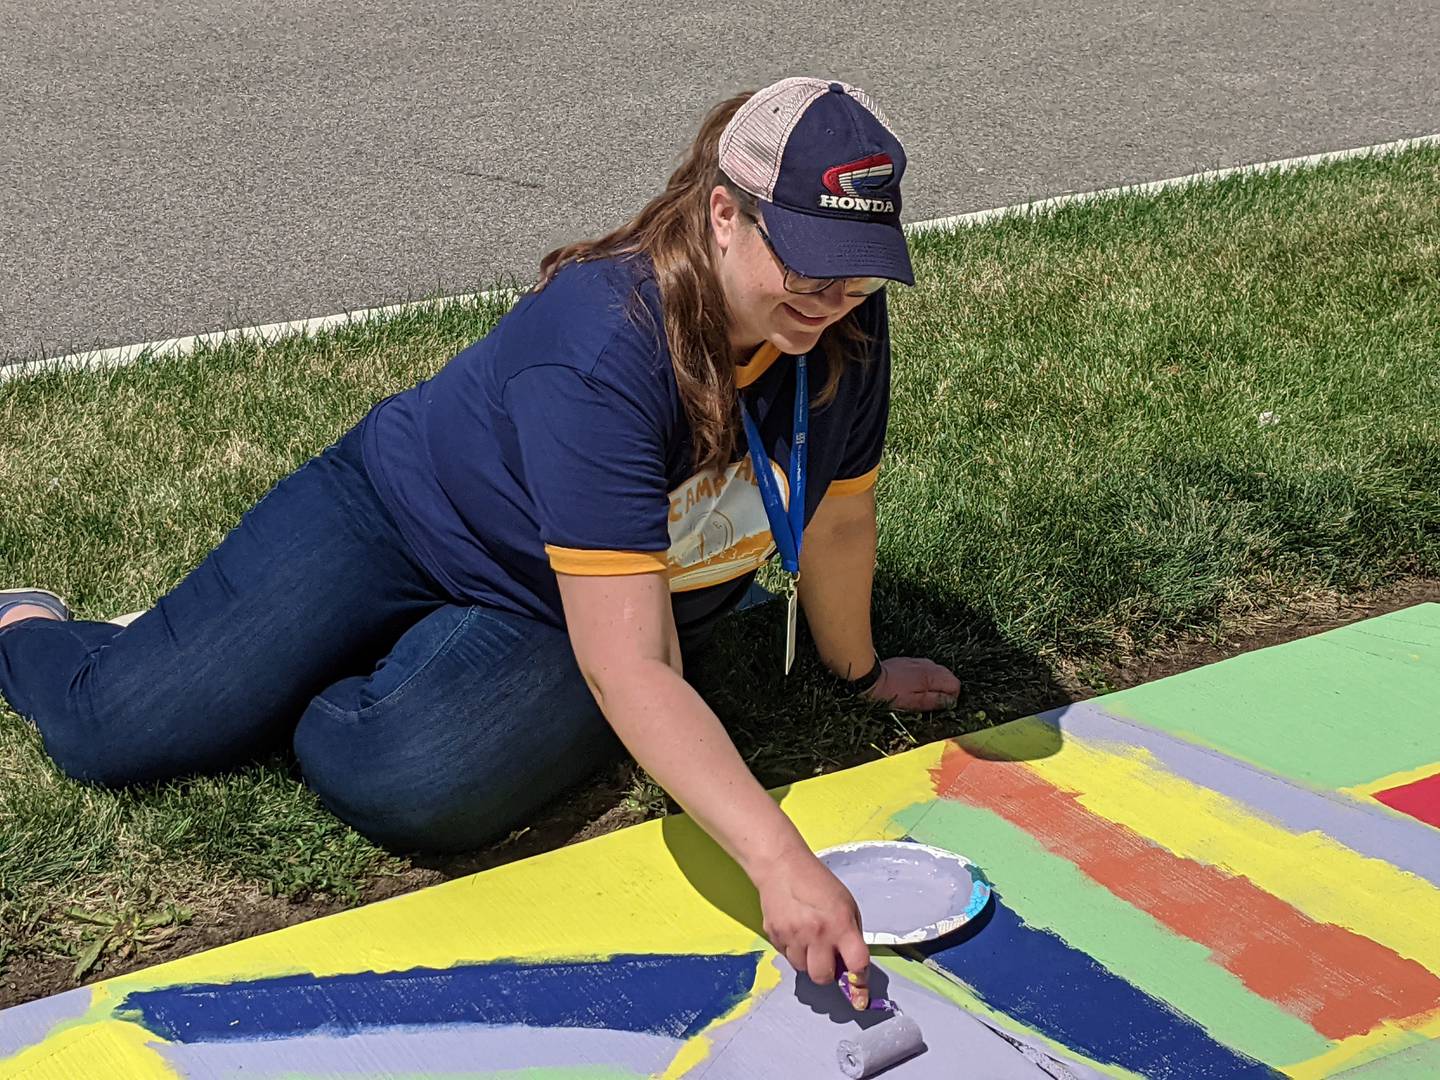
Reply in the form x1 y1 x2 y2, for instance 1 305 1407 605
4 579 1437 1011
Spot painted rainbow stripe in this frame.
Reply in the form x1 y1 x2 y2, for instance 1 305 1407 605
912 895 1281 1077
1 602 1438 1078
931 740 1440 1039
116 953 761 1042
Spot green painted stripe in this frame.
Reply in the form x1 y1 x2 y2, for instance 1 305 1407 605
1098 604 1440 788
894 798 1332 1065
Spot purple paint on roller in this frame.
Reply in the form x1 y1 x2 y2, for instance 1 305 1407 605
1044 702 1440 885
840 972 898 1013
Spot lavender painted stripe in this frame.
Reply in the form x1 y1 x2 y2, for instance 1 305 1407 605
1042 701 1440 885
695 955 1109 1079
0 986 91 1059
151 1022 678 1077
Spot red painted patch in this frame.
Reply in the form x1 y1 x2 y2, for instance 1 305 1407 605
930 742 1440 1040
1374 771 1440 829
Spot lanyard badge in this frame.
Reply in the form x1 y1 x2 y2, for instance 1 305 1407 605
740 355 808 674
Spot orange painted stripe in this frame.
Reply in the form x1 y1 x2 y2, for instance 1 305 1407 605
931 742 1440 1040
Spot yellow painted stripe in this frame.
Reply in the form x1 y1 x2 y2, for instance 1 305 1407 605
86 743 946 996
661 950 785 1077
1281 1007 1440 1078
0 1017 178 1079
545 545 668 575
996 720 1440 971
827 464 881 497
1343 761 1440 799
735 342 781 388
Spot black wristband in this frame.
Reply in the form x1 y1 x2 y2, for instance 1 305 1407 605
836 654 884 696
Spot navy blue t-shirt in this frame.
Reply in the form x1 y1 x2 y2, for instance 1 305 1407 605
360 255 891 638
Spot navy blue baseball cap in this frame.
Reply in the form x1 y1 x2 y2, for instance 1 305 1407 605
718 78 913 286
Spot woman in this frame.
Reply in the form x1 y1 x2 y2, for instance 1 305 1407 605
1 77 961 993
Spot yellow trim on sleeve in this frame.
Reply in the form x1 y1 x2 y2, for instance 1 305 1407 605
827 464 881 497
734 342 782 388
545 545 669 576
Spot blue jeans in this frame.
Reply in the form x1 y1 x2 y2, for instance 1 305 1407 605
0 424 649 853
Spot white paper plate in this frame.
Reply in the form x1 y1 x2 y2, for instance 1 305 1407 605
816 839 993 945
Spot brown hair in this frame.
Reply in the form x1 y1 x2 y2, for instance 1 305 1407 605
536 91 869 475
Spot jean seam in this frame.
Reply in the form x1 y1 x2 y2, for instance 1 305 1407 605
326 607 526 722
361 607 481 719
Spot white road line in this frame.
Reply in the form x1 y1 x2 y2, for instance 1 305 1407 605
4 132 1436 385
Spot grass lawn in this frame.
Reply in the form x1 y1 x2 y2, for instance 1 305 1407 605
2 146 1437 1001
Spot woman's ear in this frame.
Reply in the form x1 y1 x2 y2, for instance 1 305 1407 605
709 185 742 254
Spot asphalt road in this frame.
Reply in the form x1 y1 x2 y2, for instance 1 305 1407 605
2 0 1436 364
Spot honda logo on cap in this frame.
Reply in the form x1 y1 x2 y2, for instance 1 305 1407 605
818 153 896 212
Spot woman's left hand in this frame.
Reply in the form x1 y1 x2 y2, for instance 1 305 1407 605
863 657 961 712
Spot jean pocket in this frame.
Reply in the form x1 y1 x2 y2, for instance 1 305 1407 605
322 605 534 725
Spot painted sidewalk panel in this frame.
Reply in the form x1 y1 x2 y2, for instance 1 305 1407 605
2 603 1438 1078
1098 604 1440 791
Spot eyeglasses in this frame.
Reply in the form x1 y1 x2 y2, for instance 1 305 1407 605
747 214 887 298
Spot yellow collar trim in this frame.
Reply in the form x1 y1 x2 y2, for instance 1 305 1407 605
735 342 782 389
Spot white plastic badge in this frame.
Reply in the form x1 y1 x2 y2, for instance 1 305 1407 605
785 585 799 675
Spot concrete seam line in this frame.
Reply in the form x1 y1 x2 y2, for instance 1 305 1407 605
4 131 1437 386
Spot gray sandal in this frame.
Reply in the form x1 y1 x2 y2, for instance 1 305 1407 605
0 588 72 623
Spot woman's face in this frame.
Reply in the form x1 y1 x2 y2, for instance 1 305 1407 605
710 186 870 358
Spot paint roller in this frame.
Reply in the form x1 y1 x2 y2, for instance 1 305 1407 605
834 969 927 1077
836 1013 926 1078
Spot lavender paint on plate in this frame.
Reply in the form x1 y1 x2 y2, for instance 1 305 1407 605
819 844 979 937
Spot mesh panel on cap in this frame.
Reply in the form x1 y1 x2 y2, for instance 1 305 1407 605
719 78 901 201
719 78 828 200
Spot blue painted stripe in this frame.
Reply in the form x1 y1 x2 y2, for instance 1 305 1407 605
117 952 761 1044
917 894 1281 1079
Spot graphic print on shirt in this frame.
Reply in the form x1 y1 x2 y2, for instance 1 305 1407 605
667 453 787 592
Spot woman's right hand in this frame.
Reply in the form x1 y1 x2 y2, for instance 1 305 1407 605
752 847 870 991
554 572 871 993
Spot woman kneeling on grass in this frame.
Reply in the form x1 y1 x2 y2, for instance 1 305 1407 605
0 78 959 993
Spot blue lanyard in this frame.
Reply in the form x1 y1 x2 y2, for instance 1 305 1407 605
739 354 808 576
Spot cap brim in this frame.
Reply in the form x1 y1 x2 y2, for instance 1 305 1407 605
760 202 914 287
